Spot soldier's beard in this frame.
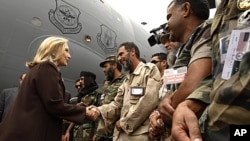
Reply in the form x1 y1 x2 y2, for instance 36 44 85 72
106 67 115 81
123 56 132 72
167 51 177 68
167 44 180 68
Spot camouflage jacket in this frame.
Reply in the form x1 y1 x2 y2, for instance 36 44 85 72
73 87 102 141
81 87 101 107
78 86 102 127
173 20 212 69
208 0 250 137
95 74 126 139
99 74 126 105
168 20 212 93
187 0 250 140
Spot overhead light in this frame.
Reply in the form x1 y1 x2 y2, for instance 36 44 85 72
141 22 147 25
85 35 91 43
31 17 42 26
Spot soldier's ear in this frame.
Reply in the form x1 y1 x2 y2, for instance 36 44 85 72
162 60 167 66
112 62 117 69
181 2 192 18
130 48 136 56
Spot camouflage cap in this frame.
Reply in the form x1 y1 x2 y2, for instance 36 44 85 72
99 55 118 67
80 71 96 80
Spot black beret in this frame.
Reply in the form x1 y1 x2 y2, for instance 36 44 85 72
80 71 96 80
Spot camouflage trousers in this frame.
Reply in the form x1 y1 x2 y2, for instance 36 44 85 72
202 126 229 141
73 125 95 141
199 106 230 141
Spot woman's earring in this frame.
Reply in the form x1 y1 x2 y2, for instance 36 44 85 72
51 53 55 58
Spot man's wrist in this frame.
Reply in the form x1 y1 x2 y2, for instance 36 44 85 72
179 99 207 117
149 110 160 119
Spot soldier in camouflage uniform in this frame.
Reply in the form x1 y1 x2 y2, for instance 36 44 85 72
75 71 101 141
149 0 212 140
93 55 126 141
170 0 250 141
64 71 101 141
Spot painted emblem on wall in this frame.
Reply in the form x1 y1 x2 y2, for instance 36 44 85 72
97 24 117 53
49 0 82 34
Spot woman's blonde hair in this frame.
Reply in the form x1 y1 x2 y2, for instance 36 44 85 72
26 36 68 68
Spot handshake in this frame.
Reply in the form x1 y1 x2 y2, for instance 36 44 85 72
86 105 100 121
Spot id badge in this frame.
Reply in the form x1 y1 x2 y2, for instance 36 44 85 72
130 86 144 96
163 66 187 85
